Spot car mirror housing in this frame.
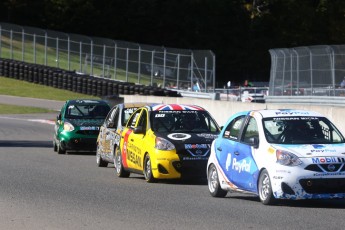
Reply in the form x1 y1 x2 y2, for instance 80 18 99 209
133 126 145 134
249 136 259 148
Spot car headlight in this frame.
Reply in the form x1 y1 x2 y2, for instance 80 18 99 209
155 137 175 150
63 122 75 132
276 149 302 166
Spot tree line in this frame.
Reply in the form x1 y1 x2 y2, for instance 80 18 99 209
1 0 344 87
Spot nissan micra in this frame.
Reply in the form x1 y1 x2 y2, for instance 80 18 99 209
207 109 345 205
116 104 221 182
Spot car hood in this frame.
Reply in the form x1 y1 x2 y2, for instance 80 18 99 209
156 132 219 157
67 118 104 127
272 143 345 158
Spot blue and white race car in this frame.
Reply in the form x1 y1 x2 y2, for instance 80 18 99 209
207 109 345 205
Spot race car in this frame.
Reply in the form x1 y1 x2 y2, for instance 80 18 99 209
96 102 153 167
207 109 345 205
116 104 221 182
53 99 111 154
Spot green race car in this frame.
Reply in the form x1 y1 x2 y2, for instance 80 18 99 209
53 99 111 154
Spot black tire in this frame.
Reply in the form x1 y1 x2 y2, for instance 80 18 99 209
143 154 155 183
57 142 66 154
258 169 275 205
115 147 130 178
208 164 227 197
96 144 108 167
53 140 57 152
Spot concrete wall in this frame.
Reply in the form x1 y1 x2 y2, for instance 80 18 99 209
123 95 345 134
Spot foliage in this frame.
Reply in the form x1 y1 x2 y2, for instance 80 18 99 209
1 0 345 86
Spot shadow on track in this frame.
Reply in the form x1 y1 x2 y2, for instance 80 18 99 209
0 140 52 148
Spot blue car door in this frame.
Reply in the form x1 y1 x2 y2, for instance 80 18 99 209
230 116 259 193
215 115 246 184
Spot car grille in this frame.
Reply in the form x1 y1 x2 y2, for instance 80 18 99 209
304 164 345 172
300 178 345 194
76 130 100 135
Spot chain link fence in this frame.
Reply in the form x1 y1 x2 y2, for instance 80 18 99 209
269 45 345 98
0 22 215 91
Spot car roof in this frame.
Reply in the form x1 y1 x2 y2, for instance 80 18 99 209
66 99 109 106
121 102 157 109
252 109 323 118
149 104 206 111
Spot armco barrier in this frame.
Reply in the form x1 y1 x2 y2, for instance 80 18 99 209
0 58 182 98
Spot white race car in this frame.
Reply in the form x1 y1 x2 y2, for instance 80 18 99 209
207 109 345 205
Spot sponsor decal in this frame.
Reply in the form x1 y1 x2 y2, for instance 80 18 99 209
310 149 336 153
167 133 191 140
126 142 142 167
275 111 310 115
232 158 251 173
314 172 345 176
311 157 345 163
196 133 218 139
312 144 325 149
80 126 99 130
268 147 275 154
185 144 209 149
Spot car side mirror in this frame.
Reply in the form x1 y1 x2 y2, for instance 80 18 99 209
107 121 115 128
249 136 259 148
133 126 145 134
57 114 61 121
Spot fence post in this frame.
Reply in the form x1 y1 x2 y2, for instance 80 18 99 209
56 37 59 68
44 32 48 66
138 45 141 84
204 57 208 92
10 30 13 59
114 43 117 80
151 50 154 86
103 44 106 77
68 35 71 71
33 34 36 64
90 40 94 75
22 29 25 61
126 48 129 82
177 54 180 89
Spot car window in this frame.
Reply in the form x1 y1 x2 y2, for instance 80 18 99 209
127 109 142 128
106 106 118 128
137 110 147 131
223 115 245 140
122 107 139 126
241 117 259 144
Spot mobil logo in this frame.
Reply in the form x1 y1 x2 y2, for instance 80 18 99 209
312 157 337 164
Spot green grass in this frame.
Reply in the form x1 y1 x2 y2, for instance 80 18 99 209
0 76 100 100
0 76 101 114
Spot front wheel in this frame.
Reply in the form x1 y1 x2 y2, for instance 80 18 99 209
115 147 130 178
258 169 275 205
208 164 227 197
57 142 66 154
96 144 108 167
143 154 155 183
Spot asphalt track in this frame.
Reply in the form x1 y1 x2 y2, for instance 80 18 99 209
1 95 345 230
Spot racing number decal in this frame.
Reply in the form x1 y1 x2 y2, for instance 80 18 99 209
122 129 133 168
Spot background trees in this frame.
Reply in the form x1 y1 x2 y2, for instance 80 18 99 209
0 0 344 87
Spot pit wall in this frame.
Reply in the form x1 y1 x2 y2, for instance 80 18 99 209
123 95 345 134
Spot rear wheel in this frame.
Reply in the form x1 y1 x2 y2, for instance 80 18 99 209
115 147 130 177
96 144 108 167
208 164 227 197
258 169 275 205
144 154 155 183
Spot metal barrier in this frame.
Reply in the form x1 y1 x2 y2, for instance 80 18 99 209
0 22 215 91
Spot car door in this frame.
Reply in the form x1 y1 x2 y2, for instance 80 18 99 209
214 114 246 184
230 116 259 193
102 106 119 159
121 108 146 171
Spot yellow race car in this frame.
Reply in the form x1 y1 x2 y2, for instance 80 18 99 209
116 104 221 182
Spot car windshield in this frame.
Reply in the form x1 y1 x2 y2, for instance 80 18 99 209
151 110 219 133
65 104 110 119
263 116 345 144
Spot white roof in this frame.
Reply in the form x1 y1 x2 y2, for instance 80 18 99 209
252 109 324 118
